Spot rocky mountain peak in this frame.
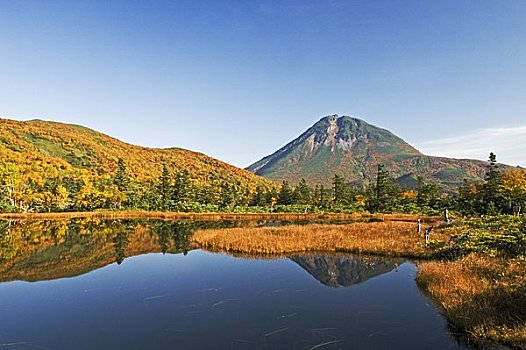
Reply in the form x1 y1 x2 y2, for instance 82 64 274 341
247 114 492 189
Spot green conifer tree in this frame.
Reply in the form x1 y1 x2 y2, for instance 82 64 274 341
482 152 504 214
250 185 268 206
332 174 348 205
293 178 311 205
416 176 439 208
367 164 399 212
278 181 293 205
157 164 172 210
173 170 192 203
219 181 236 209
114 158 129 192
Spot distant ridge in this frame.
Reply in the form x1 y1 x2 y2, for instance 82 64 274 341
0 118 274 190
247 114 503 189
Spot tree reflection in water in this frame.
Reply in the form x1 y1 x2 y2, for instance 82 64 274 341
0 219 247 281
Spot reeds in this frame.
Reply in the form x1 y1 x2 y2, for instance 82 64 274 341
417 253 526 349
192 221 448 258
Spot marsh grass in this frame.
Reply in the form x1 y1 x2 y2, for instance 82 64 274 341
192 221 449 258
418 254 526 349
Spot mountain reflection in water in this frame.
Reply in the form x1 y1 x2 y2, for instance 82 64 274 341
290 254 403 287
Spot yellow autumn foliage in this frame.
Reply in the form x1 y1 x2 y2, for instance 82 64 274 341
0 118 276 211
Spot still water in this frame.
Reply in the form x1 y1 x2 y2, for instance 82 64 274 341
0 220 492 349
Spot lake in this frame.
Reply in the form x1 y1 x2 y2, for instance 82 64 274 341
0 219 499 349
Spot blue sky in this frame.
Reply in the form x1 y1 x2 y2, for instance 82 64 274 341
1 0 525 167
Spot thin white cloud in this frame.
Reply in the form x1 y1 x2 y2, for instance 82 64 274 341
415 125 526 167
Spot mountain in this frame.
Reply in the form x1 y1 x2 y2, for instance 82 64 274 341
0 118 274 192
290 254 402 287
247 115 498 189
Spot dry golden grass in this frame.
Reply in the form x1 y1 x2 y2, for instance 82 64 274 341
418 254 526 349
192 221 448 257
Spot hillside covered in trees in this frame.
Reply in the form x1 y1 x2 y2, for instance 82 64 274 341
0 118 276 212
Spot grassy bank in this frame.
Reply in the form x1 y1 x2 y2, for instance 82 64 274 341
417 216 526 349
418 254 526 349
192 221 448 258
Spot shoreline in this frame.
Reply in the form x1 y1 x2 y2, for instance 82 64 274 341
0 210 438 222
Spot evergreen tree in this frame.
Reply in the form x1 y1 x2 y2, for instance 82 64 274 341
173 170 192 203
157 164 172 210
482 152 503 214
293 179 311 205
114 158 129 192
277 181 293 205
239 187 252 207
250 185 268 206
319 185 328 208
332 174 348 205
367 164 399 212
195 185 217 206
416 176 439 208
312 185 321 207
219 181 236 209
